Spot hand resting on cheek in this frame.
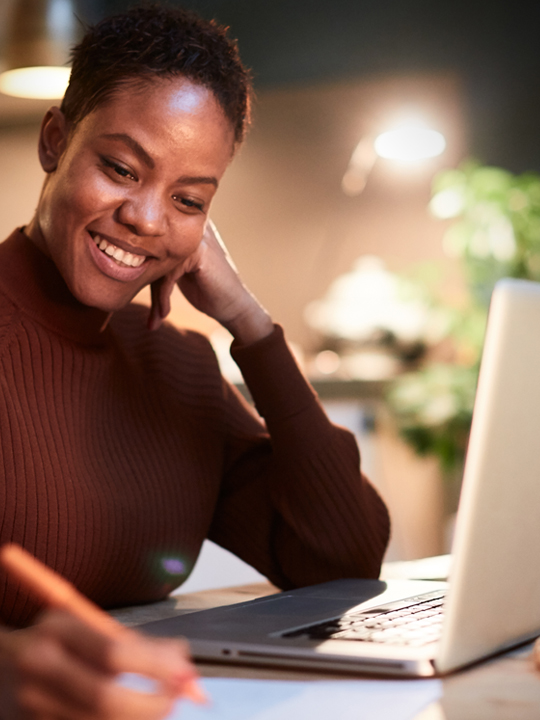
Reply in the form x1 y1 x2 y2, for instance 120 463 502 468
148 220 274 345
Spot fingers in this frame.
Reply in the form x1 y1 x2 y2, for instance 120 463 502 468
9 632 105 718
148 276 166 331
147 217 225 331
38 611 196 696
147 218 260 333
203 219 238 272
148 272 178 330
0 611 194 720
533 637 540 668
0 623 103 719
92 681 176 720
14 656 175 720
33 610 116 673
107 633 196 696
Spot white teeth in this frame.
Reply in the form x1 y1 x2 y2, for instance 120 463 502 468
124 251 145 268
92 234 146 268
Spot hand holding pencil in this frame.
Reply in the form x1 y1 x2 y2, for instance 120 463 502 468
0 543 205 720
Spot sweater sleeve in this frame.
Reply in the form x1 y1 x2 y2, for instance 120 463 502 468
208 325 390 589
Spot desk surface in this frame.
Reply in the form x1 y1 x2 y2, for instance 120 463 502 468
110 580 540 720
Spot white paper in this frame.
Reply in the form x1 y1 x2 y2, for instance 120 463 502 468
119 675 442 720
381 555 452 582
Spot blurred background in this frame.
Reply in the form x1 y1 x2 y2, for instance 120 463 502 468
1 0 540 584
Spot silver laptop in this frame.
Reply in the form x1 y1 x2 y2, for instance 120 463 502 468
142 278 540 677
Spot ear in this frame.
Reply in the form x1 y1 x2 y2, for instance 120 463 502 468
37 107 71 173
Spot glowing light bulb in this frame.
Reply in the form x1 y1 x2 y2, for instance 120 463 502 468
0 66 71 99
374 123 446 163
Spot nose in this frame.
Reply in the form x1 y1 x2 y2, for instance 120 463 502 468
116 187 167 237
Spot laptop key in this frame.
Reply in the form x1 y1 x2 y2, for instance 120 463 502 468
281 591 447 645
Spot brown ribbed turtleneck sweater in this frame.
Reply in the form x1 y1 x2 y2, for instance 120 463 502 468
0 228 390 627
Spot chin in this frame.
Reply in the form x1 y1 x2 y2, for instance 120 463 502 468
71 281 136 313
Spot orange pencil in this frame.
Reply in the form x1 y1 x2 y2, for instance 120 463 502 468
0 543 207 705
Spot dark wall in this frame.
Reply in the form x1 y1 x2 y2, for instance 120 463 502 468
78 0 540 173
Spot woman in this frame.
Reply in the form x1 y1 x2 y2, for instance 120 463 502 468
0 5 390 718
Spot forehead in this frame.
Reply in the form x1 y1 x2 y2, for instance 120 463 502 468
68 77 235 166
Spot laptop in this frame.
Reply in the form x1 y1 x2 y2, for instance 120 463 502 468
141 278 540 677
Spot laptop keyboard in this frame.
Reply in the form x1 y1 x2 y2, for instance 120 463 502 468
282 590 446 647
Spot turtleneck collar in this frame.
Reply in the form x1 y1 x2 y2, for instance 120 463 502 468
0 228 113 346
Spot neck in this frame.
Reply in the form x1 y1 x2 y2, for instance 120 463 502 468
0 228 112 345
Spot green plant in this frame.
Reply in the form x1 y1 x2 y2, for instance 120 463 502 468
433 161 540 299
387 161 540 475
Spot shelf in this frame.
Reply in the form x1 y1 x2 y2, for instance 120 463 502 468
234 378 388 403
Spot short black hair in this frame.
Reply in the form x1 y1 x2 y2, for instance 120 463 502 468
61 4 252 144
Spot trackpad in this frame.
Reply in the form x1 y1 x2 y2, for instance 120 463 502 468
142 580 388 640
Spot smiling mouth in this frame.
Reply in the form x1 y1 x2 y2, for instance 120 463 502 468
91 234 147 268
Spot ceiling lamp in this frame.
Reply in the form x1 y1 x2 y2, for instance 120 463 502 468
374 122 446 163
0 0 79 99
342 114 447 196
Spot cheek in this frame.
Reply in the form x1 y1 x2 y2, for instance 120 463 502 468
56 170 121 222
168 219 206 260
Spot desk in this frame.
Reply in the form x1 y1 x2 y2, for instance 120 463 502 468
110 581 540 720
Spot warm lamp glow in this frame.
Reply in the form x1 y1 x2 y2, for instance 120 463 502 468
374 123 446 163
0 66 70 99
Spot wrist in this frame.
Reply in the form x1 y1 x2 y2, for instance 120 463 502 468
223 302 274 345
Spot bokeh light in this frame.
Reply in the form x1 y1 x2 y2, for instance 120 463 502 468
0 66 71 99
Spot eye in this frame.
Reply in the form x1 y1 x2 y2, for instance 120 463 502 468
100 157 137 181
114 165 133 179
173 195 205 213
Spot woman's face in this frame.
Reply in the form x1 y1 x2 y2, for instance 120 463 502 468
28 77 235 312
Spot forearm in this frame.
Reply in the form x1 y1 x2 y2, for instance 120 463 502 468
212 415 390 588
213 326 390 587
268 427 390 585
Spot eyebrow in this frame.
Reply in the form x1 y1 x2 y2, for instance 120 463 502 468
99 133 219 188
101 133 155 169
176 175 218 188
